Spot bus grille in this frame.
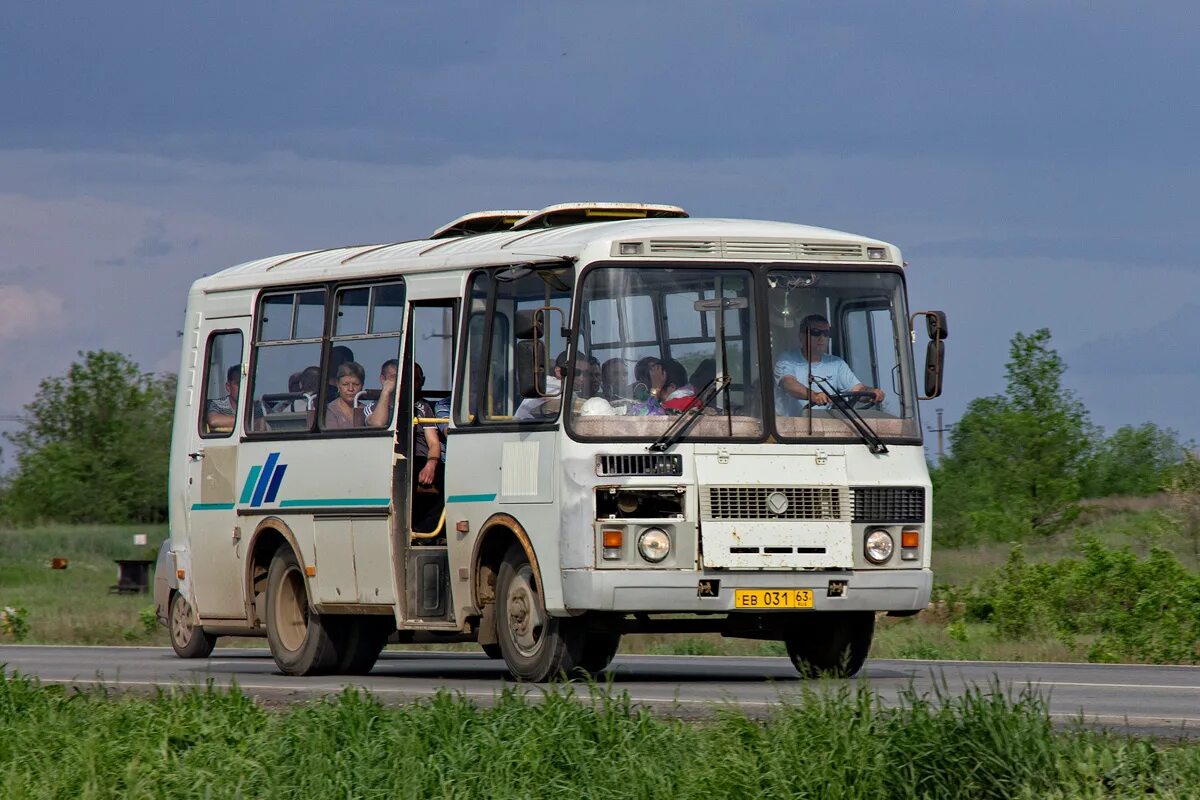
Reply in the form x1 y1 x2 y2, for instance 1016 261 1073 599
595 453 683 477
851 487 925 523
702 486 849 521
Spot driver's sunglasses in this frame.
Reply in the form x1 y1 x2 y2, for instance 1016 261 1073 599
806 329 832 337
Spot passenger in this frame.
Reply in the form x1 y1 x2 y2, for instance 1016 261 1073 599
600 358 629 400
514 350 568 420
433 395 451 463
325 361 367 429
365 358 399 427
411 363 444 533
628 359 693 416
298 365 322 408
205 364 240 431
774 315 884 415
689 358 717 393
630 356 662 401
326 345 356 402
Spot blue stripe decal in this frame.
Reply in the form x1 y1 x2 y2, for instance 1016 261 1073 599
447 493 497 504
264 464 288 503
278 498 390 508
191 503 235 511
250 452 280 507
239 465 262 505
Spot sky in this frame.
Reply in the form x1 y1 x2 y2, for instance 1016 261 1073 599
2 2 1198 465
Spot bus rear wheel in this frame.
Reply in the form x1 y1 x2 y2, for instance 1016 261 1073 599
334 617 392 675
168 591 216 659
495 544 583 682
265 545 341 676
783 611 874 678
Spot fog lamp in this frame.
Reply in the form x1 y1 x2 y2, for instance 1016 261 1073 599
864 529 894 564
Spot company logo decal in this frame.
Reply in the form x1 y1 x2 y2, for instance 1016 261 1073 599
239 452 287 507
765 491 790 516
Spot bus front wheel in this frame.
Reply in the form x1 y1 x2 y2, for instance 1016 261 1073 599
168 591 216 659
265 545 341 676
783 611 874 678
495 544 583 681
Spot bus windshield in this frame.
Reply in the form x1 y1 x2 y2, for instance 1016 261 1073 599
568 266 764 441
567 264 919 444
766 268 919 442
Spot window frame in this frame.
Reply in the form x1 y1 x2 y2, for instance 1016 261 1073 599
197 328 245 440
452 264 573 433
242 279 406 442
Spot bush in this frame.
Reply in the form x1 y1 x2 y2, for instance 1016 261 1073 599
975 538 1200 664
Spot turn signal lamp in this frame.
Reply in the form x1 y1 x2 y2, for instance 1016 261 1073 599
602 529 623 560
901 529 920 561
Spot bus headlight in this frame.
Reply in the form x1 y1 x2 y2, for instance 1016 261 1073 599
864 529 894 564
637 528 671 563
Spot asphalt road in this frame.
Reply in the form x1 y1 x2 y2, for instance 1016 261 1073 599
3 645 1199 737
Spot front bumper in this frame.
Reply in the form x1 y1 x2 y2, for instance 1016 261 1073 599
561 567 932 613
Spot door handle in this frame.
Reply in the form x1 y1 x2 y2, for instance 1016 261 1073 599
188 451 205 461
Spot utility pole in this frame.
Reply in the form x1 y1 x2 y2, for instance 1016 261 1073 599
926 407 951 463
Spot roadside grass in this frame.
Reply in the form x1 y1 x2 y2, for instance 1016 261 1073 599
3 501 1196 664
0 524 169 645
2 673 1199 799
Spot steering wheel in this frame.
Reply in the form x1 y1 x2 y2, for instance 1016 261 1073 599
834 390 881 410
801 388 878 410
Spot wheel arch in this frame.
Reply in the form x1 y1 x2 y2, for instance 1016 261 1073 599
244 517 311 626
470 513 543 610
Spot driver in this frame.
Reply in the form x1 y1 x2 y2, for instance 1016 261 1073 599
774 315 884 415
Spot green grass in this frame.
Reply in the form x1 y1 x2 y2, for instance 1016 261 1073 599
2 500 1196 664
1 673 1199 799
0 524 168 645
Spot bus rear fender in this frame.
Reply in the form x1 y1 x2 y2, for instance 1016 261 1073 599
244 518 310 627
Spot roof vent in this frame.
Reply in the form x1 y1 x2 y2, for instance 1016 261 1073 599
510 202 687 231
429 210 536 240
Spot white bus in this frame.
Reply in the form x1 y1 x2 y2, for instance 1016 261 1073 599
155 202 947 681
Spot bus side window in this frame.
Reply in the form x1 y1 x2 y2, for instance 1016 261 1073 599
249 290 324 433
324 281 405 431
199 331 244 437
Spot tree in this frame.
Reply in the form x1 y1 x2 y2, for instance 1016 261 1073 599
1080 423 1190 497
0 351 175 524
932 329 1092 543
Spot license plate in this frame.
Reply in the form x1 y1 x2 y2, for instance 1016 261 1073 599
733 589 814 609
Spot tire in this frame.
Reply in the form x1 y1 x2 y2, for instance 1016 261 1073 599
783 611 875 678
495 543 583 682
480 642 503 660
264 545 342 676
168 591 216 659
577 630 621 678
334 617 392 675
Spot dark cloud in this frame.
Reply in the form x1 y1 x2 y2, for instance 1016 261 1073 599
3 3 1197 165
1069 303 1200 376
912 237 1200 268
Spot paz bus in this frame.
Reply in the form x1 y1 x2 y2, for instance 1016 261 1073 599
154 202 947 681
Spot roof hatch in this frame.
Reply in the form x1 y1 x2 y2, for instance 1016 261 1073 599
509 202 688 231
429 210 536 239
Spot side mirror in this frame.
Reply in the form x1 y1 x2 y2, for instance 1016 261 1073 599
516 307 564 399
922 339 945 399
919 310 948 341
910 310 947 399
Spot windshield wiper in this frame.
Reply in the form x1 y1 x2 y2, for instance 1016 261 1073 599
648 376 731 453
812 376 889 455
